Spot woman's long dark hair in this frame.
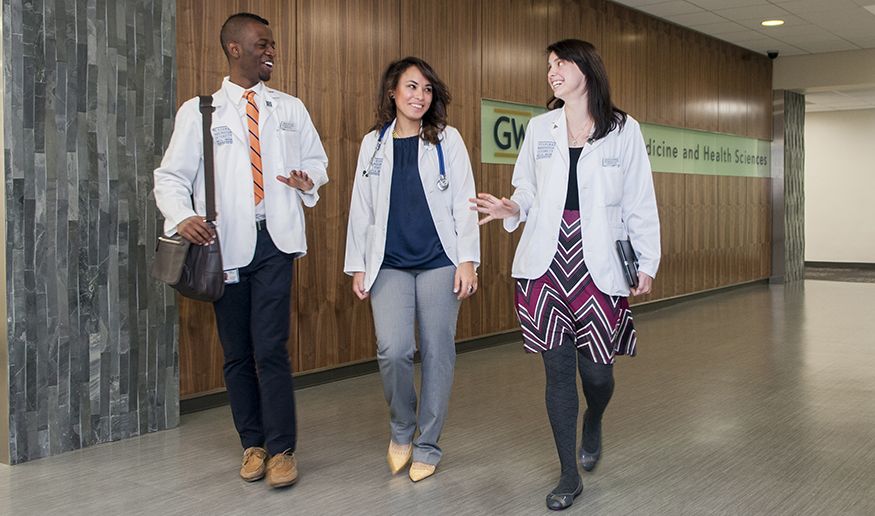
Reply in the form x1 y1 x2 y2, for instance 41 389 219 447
372 57 451 145
546 39 626 141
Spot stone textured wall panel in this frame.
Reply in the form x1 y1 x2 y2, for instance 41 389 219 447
3 0 178 464
784 91 805 283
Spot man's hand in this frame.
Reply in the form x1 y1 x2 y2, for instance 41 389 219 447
277 170 315 192
176 216 216 245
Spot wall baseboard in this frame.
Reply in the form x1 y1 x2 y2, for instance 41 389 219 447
181 332 520 414
806 261 875 270
181 280 770 415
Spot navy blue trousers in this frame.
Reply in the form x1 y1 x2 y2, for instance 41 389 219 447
213 226 297 455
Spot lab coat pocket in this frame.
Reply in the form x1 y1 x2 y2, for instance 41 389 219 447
600 165 624 206
534 155 552 179
280 127 302 170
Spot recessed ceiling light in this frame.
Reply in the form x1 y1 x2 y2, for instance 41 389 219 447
761 20 785 27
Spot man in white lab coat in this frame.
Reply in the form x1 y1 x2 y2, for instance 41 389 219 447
153 12 328 488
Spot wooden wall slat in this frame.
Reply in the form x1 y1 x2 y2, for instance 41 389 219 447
294 0 400 372
757 178 772 278
176 0 775 398
481 0 551 105
746 181 755 282
719 47 750 137
684 32 720 133
635 172 685 304
645 19 685 127
725 176 737 285
685 174 720 293
480 0 552 335
177 1 297 103
548 0 604 49
400 0 483 341
601 2 649 120
751 57 774 141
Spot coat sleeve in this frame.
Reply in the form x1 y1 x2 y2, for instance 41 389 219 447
504 125 537 233
620 118 661 278
343 135 375 275
153 99 202 236
447 128 481 267
294 101 329 208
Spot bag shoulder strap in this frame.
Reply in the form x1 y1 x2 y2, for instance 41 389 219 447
199 95 217 222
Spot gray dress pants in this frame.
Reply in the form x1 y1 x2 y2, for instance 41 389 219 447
369 265 460 465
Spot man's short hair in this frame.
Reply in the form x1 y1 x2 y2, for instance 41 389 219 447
220 13 270 58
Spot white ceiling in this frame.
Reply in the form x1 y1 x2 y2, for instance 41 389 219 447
611 0 875 111
611 0 875 56
802 87 875 112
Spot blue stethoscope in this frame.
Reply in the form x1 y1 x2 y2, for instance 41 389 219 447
362 123 448 191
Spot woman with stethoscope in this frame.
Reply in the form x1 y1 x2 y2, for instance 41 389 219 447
471 39 660 510
344 56 479 482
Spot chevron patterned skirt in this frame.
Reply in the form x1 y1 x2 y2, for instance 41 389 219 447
515 210 637 364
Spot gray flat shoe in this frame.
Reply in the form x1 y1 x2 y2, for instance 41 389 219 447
578 445 601 472
545 478 583 511
579 410 602 472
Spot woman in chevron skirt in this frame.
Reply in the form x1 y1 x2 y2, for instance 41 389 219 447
471 39 660 511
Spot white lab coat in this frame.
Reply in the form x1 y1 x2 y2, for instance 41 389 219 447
154 77 328 270
344 121 480 291
504 109 660 297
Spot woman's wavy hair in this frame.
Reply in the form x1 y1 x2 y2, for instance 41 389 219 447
546 39 626 141
372 57 451 145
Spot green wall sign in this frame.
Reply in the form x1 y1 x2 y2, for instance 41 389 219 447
640 123 770 177
480 99 547 165
480 99 771 177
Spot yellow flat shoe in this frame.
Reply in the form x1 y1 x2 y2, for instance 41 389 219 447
408 461 436 482
387 441 412 474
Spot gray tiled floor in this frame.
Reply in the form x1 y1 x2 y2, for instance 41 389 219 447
1 280 874 515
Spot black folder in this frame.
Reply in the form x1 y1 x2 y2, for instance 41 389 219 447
616 239 639 289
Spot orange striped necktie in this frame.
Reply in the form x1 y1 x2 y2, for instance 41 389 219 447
244 90 264 205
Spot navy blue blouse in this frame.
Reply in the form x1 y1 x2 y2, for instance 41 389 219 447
382 136 453 270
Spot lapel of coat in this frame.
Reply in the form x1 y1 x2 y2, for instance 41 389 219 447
549 108 570 183
419 134 438 193
580 131 607 159
377 119 396 217
260 87 279 129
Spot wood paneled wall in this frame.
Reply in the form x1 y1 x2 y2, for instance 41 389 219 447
294 0 399 372
175 0 773 398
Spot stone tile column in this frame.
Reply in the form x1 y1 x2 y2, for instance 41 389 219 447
2 0 179 464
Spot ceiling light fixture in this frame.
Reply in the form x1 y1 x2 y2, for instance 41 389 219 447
761 19 785 27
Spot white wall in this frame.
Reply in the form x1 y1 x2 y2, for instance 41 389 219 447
774 48 875 91
805 109 875 263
